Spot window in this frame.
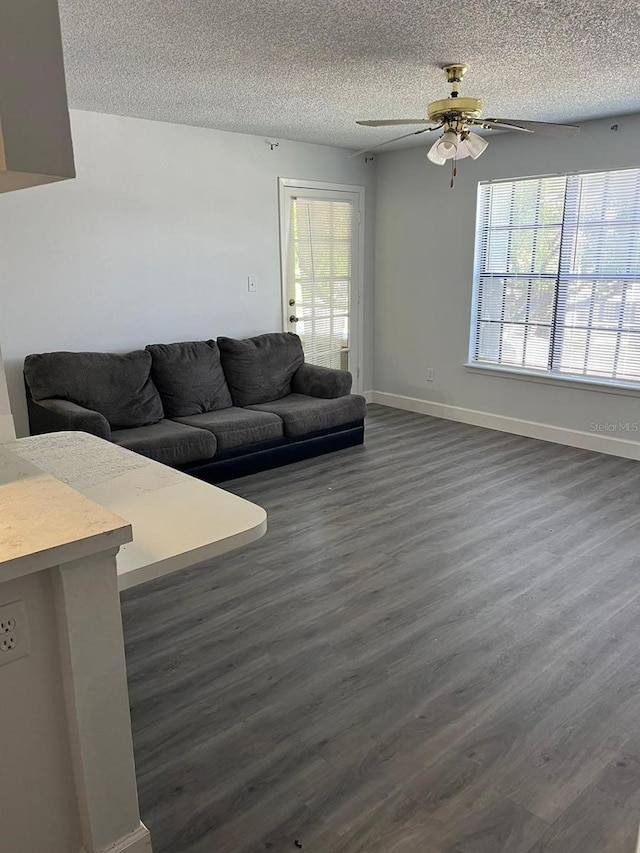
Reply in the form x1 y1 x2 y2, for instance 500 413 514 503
470 168 640 385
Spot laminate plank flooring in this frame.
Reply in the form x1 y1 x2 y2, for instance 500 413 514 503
121 405 640 853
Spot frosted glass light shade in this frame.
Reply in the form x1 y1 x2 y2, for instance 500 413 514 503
436 130 459 160
464 132 489 159
427 138 447 165
427 129 489 166
455 139 471 160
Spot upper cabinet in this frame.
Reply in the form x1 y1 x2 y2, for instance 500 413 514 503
0 0 75 193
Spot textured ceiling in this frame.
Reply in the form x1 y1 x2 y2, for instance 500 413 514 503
59 0 640 151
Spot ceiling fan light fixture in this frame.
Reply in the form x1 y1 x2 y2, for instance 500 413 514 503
435 129 459 160
455 138 472 160
463 131 489 159
427 138 447 165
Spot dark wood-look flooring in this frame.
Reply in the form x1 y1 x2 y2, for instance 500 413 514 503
121 405 640 853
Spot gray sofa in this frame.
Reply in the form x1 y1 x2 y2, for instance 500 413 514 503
24 332 366 482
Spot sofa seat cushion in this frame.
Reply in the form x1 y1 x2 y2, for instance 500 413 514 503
247 393 366 437
146 340 233 417
173 407 283 450
24 350 164 429
111 419 216 467
217 333 304 407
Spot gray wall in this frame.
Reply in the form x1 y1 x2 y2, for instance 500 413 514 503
374 113 640 442
0 110 375 436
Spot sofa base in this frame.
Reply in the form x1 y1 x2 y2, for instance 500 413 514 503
183 421 365 483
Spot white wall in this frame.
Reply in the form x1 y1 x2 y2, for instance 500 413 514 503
374 112 640 448
0 110 375 436
0 569 82 853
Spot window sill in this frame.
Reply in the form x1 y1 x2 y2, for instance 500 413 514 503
464 362 640 399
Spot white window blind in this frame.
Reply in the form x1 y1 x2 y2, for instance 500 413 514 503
472 168 640 384
289 197 352 369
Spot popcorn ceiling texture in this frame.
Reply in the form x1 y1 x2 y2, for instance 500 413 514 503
59 0 640 151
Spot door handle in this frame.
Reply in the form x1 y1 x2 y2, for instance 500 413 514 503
289 315 299 323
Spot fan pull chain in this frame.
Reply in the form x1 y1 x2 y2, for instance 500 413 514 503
450 157 457 189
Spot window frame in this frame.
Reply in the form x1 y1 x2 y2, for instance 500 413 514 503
467 166 640 392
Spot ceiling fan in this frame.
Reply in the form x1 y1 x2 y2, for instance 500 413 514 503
354 64 579 185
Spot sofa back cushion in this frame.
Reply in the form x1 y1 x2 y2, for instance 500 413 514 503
24 350 164 429
217 333 304 406
146 340 233 417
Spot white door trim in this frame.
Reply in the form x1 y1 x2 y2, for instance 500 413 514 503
278 178 365 393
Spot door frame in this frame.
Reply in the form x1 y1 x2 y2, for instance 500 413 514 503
278 178 365 393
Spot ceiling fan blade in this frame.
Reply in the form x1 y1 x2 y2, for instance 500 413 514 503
356 119 436 127
349 125 441 158
468 119 532 134
482 118 580 138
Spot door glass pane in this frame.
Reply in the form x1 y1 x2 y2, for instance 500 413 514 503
289 197 353 370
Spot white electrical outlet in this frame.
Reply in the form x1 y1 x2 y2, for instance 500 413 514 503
426 368 434 382
247 275 257 293
0 600 30 666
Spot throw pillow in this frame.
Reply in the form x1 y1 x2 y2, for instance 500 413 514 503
217 332 304 407
146 340 233 417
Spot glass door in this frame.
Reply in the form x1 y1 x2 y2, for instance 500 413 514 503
280 183 362 385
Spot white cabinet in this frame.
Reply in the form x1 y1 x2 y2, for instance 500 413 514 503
0 0 75 193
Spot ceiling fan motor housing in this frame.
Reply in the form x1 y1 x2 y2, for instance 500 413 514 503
427 96 483 124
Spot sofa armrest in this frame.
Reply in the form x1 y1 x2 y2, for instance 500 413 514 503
27 397 111 440
291 363 352 398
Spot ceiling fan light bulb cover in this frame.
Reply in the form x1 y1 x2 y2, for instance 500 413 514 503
435 130 458 160
427 139 447 165
455 139 471 160
465 132 489 159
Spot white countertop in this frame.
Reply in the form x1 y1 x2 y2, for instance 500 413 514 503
0 443 132 582
8 432 267 589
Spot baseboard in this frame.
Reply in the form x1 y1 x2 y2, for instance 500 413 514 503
362 390 373 404
371 391 640 461
81 822 152 853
